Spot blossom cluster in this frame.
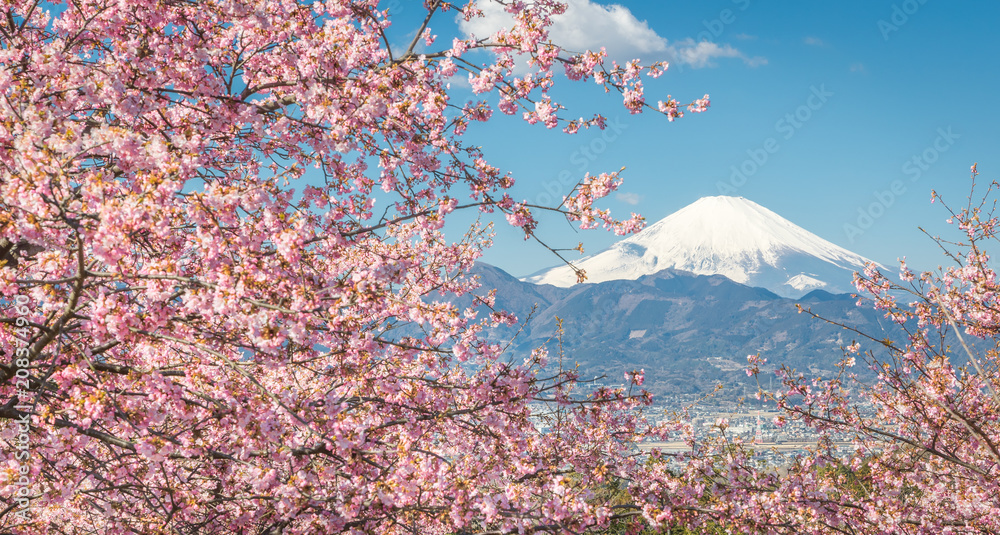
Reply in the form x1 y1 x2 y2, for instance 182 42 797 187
0 1 705 533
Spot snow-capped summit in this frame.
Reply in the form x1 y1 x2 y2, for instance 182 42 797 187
524 196 881 298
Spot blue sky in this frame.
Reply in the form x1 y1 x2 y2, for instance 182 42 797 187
391 1 1000 278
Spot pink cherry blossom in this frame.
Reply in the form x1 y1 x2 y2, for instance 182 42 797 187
0 1 709 533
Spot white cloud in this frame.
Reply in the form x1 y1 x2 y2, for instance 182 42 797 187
665 39 767 69
803 36 827 47
458 0 764 69
616 192 641 205
459 0 666 59
849 62 867 73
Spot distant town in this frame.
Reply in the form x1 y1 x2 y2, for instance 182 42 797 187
530 389 870 467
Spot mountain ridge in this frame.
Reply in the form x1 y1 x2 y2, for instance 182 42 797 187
464 262 889 396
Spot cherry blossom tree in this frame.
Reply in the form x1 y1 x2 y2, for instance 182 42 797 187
628 166 1000 534
0 1 709 533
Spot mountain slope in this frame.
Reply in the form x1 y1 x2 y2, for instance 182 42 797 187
464 263 889 396
524 196 881 298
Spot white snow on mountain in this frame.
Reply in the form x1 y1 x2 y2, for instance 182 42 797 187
524 196 882 298
785 274 826 292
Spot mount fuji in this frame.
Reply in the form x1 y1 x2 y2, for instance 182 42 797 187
524 196 882 298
